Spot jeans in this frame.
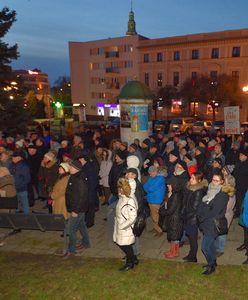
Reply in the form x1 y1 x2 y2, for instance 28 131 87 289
202 235 216 266
78 213 91 248
68 213 90 253
132 238 140 256
16 191 29 214
215 234 227 253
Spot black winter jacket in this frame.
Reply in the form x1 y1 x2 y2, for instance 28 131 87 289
65 171 89 214
197 190 228 238
182 180 208 225
108 161 127 197
165 190 184 241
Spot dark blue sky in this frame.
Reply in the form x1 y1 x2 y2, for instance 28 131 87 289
3 0 248 84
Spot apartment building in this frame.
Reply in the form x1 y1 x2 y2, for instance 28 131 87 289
69 8 248 120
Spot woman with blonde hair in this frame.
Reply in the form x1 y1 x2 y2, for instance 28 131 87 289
113 177 138 272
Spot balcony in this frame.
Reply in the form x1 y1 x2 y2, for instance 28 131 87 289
105 51 119 58
106 67 119 73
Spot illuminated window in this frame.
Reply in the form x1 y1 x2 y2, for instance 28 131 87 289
157 73 163 87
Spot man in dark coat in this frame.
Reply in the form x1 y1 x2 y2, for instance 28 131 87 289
78 154 98 228
107 150 127 240
64 160 90 258
27 145 42 200
10 151 31 214
233 148 248 217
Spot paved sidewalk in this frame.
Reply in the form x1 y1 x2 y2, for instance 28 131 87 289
0 201 246 265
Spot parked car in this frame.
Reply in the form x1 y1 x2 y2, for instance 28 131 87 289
170 118 195 132
193 120 212 133
212 120 224 131
106 117 120 128
153 119 171 133
240 122 248 134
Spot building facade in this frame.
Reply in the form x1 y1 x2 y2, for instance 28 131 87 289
69 10 248 121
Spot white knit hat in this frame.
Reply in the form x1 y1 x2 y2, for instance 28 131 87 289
59 162 70 173
44 151 56 161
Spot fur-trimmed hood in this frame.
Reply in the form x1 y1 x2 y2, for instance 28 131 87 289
187 179 208 192
222 184 236 197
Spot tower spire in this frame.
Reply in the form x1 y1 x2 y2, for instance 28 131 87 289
126 0 137 36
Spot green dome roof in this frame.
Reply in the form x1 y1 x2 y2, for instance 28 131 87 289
118 80 154 100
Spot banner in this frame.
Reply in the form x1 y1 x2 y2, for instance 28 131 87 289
224 106 240 135
130 105 148 132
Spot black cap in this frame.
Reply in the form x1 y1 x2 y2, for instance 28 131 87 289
240 148 248 157
184 153 192 161
176 160 187 170
12 151 25 159
213 157 223 166
129 143 138 151
70 160 82 171
115 150 126 160
126 168 138 177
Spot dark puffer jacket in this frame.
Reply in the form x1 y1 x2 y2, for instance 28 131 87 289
65 171 89 214
182 179 208 225
165 189 184 241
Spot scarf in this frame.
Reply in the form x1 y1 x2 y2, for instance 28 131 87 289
202 183 221 204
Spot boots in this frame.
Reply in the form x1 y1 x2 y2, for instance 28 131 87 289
164 242 174 258
164 242 180 258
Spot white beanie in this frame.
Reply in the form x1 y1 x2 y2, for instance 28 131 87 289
44 151 56 161
59 162 70 173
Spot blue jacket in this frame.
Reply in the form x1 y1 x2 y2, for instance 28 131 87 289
10 161 31 192
243 191 248 228
143 175 166 205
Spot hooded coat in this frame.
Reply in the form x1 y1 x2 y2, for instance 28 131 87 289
126 155 141 181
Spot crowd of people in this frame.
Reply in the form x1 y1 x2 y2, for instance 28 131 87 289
0 123 248 275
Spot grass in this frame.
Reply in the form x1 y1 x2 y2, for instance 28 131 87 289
0 252 247 300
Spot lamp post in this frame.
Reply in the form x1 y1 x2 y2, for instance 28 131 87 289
242 85 248 120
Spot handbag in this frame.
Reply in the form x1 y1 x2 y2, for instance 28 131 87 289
132 211 146 237
158 202 167 232
214 216 228 235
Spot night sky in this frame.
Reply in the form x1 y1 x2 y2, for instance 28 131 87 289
2 0 248 84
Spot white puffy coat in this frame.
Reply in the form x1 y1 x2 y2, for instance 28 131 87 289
113 194 138 246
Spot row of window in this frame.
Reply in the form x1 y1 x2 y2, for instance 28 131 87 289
143 46 241 63
90 60 133 71
90 44 133 56
144 70 239 88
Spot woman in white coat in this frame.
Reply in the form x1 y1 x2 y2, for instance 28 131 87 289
99 149 112 204
113 177 138 272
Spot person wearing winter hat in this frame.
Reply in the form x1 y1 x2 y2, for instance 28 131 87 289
173 161 189 189
195 147 207 174
205 157 223 183
184 153 198 177
62 152 73 163
225 140 240 166
126 155 141 181
140 138 150 162
144 165 166 237
107 149 127 241
128 143 143 170
38 151 59 212
9 151 31 214
166 149 179 178
163 174 185 259
233 148 248 217
63 159 90 259
51 162 71 256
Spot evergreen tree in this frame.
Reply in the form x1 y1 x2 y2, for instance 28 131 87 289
0 7 29 135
